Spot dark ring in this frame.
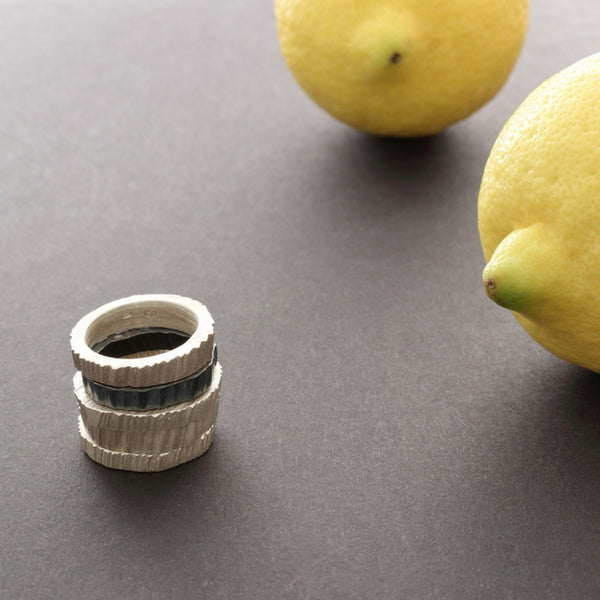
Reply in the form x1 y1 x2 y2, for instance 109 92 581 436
82 347 217 411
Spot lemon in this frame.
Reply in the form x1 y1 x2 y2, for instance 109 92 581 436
478 53 600 372
275 0 528 137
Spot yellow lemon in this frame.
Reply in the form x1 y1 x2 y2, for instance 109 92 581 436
478 53 600 372
274 0 528 137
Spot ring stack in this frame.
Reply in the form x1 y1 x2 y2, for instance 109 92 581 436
70 294 221 472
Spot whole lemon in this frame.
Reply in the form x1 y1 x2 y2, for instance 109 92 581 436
275 0 528 137
479 53 600 372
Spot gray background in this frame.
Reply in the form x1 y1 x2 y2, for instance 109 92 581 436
2 1 600 598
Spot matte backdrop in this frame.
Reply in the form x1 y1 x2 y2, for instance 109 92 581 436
2 1 600 599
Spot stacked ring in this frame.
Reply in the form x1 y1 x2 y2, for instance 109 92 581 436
69 294 222 472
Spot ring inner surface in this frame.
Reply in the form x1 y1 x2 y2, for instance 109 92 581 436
92 328 191 359
85 302 198 358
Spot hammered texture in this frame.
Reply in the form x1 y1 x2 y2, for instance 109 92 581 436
72 334 214 388
70 294 215 387
75 364 221 455
79 420 215 472
82 348 217 410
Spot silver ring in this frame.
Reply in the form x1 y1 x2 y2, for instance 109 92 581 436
69 294 221 471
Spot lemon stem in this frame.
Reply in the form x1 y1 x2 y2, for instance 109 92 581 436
389 52 401 64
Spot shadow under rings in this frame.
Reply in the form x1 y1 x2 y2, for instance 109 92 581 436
84 432 230 519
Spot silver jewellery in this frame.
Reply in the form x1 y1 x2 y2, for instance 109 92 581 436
70 294 222 472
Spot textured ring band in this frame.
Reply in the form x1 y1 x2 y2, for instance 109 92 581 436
70 294 214 388
75 364 222 458
82 346 218 411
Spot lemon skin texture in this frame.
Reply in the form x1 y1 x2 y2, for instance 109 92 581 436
275 0 528 137
478 53 600 372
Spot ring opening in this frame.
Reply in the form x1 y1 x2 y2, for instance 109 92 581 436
84 300 199 358
93 327 191 359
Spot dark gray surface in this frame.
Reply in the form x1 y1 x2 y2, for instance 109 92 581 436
2 1 600 598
